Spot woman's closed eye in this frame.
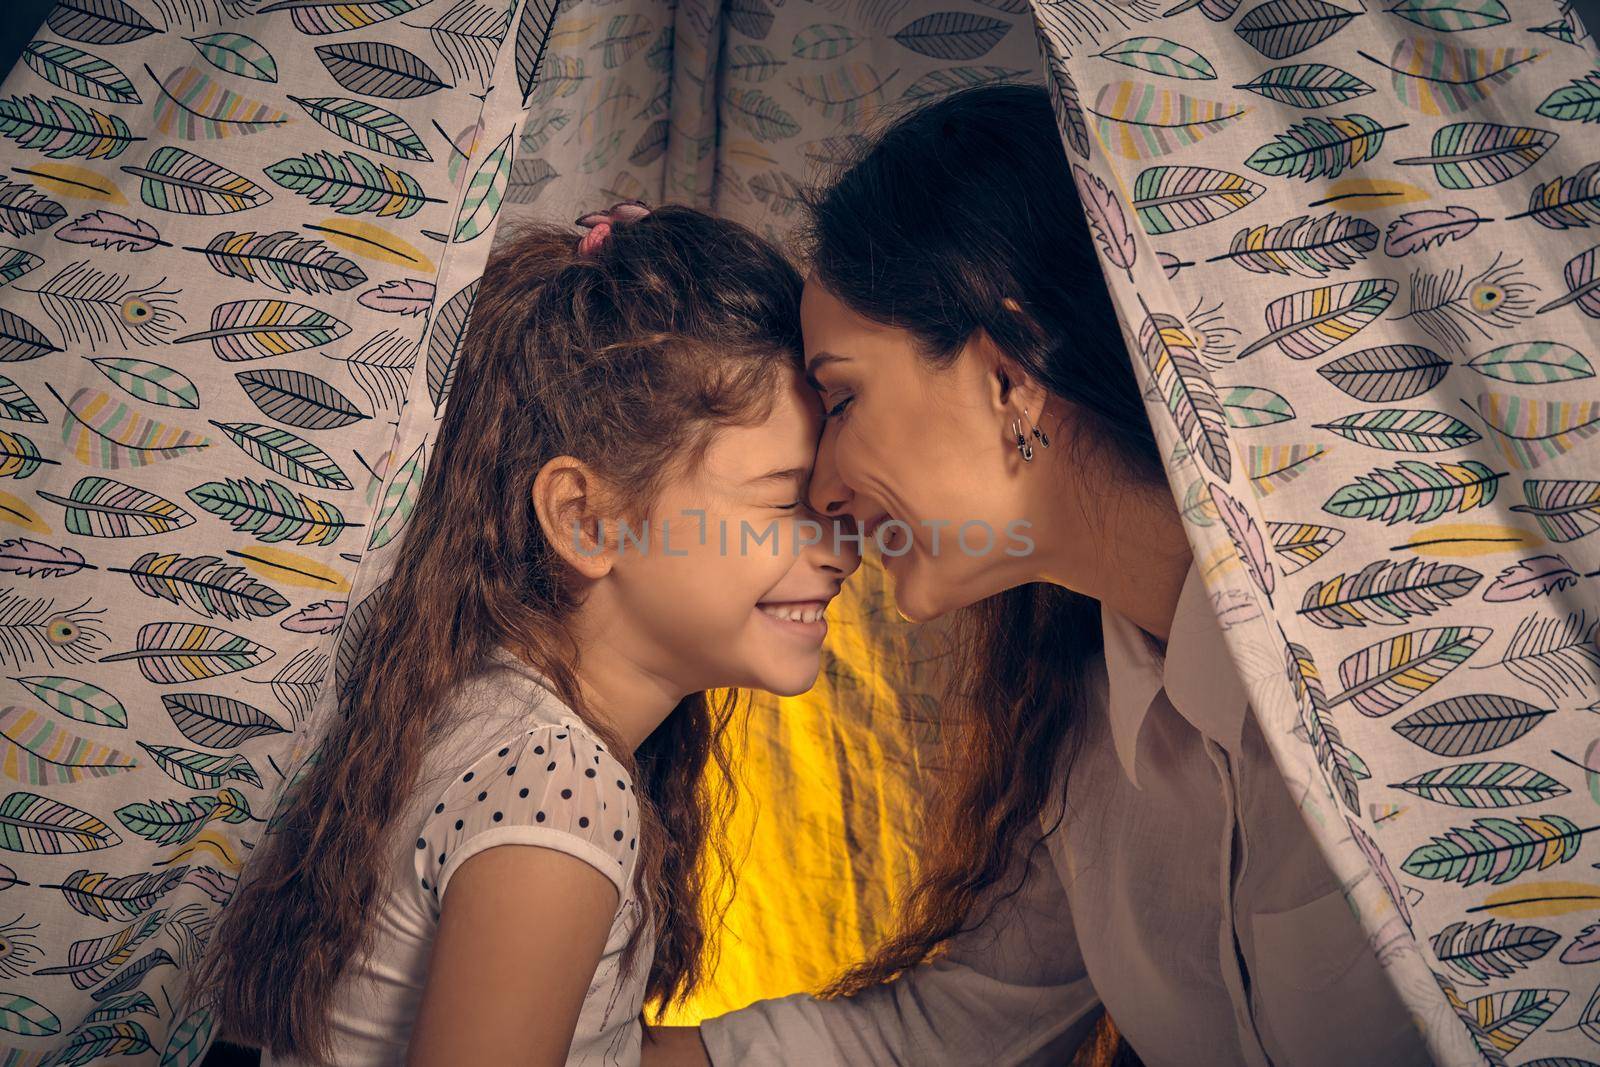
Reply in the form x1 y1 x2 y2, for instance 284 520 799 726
823 394 853 421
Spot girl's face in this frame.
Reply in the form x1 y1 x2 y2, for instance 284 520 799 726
606 364 861 697
800 279 1050 623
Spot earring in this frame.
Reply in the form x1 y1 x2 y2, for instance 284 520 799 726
1012 417 1034 462
1023 406 1050 449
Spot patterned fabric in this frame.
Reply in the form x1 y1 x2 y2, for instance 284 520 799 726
0 0 559 1061
1026 2 1600 1063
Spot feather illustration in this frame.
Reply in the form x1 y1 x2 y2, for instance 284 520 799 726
1233 62 1372 107
210 421 351 491
1245 114 1400 181
0 538 91 578
263 647 328 727
1209 212 1376 276
47 0 160 45
1395 123 1557 190
1314 408 1479 452
1510 161 1600 230
0 591 107 666
188 478 354 546
454 133 513 242
40 868 188 922
367 441 425 551
1043 51 1090 160
1234 0 1356 59
1318 345 1450 402
281 600 346 634
89 356 199 409
1095 36 1214 79
1562 922 1600 964
174 299 350 362
1383 208 1487 256
357 278 434 316
188 31 278 82
1137 309 1229 480
428 279 478 415
1510 479 1600 542
1536 70 1600 123
1482 556 1582 602
100 622 272 683
1130 165 1263 234
0 94 141 160
1466 392 1600 469
53 385 210 469
1324 459 1502 525
257 0 431 34
1284 640 1360 813
120 146 272 215
16 260 183 347
55 211 166 252
1476 610 1600 704
0 790 120 853
162 692 285 749
138 742 259 790
37 476 194 538
33 909 165 988
147 65 288 140
1089 82 1248 160
0 176 66 237
1238 278 1396 359
1267 520 1343 572
1395 694 1554 756
1399 253 1539 351
22 42 139 104
787 64 898 124
1433 920 1557 987
890 11 1009 60
1332 624 1488 716
1403 814 1594 885
236 368 368 430
1072 166 1136 281
1536 244 1600 319
0 430 46 479
404 0 511 85
1396 762 1568 808
265 151 439 219
0 375 43 424
1209 484 1274 602
723 89 799 141
0 706 137 785
1364 39 1545 114
1388 0 1509 31
288 96 431 161
110 551 290 620
316 41 448 98
1300 558 1479 628
114 787 254 846
1221 385 1293 427
15 675 125 728
185 230 366 295
1245 443 1324 496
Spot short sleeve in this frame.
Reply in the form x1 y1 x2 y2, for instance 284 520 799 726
414 722 639 909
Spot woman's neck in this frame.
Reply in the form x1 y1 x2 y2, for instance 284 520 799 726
1028 454 1193 643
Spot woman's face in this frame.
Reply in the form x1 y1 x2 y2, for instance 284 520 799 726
800 278 1049 622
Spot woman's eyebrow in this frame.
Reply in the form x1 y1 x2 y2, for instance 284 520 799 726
804 351 849 390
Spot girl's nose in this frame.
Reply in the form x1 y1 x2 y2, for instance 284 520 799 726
806 430 852 519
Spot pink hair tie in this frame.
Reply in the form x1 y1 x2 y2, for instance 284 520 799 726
575 200 652 256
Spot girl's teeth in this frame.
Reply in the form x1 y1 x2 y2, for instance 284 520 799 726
760 603 824 623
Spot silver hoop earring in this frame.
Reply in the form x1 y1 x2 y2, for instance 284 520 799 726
1023 406 1050 449
1012 417 1034 462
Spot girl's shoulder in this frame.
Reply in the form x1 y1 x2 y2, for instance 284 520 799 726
412 660 640 910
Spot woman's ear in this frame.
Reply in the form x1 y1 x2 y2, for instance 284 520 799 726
532 457 616 579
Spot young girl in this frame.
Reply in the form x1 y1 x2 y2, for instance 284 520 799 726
188 204 859 1066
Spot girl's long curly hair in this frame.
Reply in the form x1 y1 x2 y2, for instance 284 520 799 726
188 206 804 1064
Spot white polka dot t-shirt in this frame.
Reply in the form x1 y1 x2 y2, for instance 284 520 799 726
261 645 650 1067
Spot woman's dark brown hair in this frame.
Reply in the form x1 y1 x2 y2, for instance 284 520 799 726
189 205 804 1063
805 83 1165 1025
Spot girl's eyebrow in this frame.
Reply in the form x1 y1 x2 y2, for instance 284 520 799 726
745 465 810 486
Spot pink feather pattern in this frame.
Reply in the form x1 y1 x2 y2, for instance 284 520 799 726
357 279 436 316
1382 207 1488 257
1209 482 1275 603
1482 555 1582 601
1071 164 1137 282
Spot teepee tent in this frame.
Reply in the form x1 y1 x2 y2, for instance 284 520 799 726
0 0 1597 1062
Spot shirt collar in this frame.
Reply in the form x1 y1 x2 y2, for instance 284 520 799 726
1101 557 1250 790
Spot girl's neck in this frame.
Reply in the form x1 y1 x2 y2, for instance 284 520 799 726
561 605 688 752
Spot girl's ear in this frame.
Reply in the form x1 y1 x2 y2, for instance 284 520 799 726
532 457 616 578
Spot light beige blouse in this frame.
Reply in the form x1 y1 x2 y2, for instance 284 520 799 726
699 561 1436 1066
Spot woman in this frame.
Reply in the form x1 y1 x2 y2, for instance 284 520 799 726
643 85 1434 1066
